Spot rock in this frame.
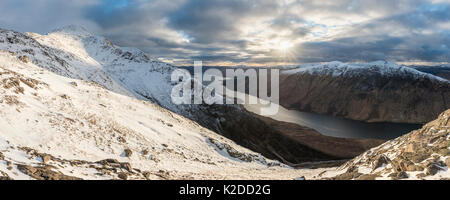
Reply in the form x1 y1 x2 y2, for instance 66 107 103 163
143 171 151 180
405 163 423 172
69 82 78 87
124 149 133 157
426 163 441 176
355 174 379 180
0 176 12 180
334 171 362 180
42 154 52 164
96 159 120 165
404 152 430 163
416 173 427 179
118 172 128 180
17 164 81 180
372 154 390 170
17 55 30 63
388 171 408 180
438 149 448 156
118 137 126 143
333 110 450 180
445 157 450 168
120 162 133 172
391 159 408 173
411 165 424 172
17 165 37 174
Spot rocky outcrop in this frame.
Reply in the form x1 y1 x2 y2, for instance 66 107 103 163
328 109 450 180
17 164 82 180
1 147 157 180
279 62 450 124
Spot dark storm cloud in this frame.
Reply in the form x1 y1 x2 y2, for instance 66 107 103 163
297 37 406 62
0 0 448 65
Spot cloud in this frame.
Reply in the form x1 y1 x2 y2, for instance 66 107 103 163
0 0 448 65
0 0 99 33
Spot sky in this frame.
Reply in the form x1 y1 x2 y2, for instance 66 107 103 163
0 0 449 66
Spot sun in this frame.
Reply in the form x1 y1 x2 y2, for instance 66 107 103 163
277 40 294 52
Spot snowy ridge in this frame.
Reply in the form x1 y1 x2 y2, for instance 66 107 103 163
29 26 191 114
0 26 188 115
282 61 449 83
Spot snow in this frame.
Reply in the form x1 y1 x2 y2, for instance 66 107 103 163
282 61 450 83
0 27 339 180
2 26 446 180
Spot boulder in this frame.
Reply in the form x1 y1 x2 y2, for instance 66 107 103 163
391 158 411 173
118 172 128 180
143 171 151 180
17 55 30 63
372 154 390 170
42 154 52 164
120 162 133 172
96 159 120 165
388 171 408 180
425 163 442 176
124 149 133 157
355 174 379 180
17 164 81 180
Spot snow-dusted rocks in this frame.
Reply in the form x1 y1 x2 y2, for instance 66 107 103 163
320 109 450 180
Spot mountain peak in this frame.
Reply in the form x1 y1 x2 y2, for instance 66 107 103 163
50 25 91 36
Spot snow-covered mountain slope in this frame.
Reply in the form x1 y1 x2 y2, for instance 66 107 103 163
2 26 354 165
1 26 188 114
316 109 450 180
0 50 330 180
0 25 449 180
283 61 449 83
27 26 176 108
